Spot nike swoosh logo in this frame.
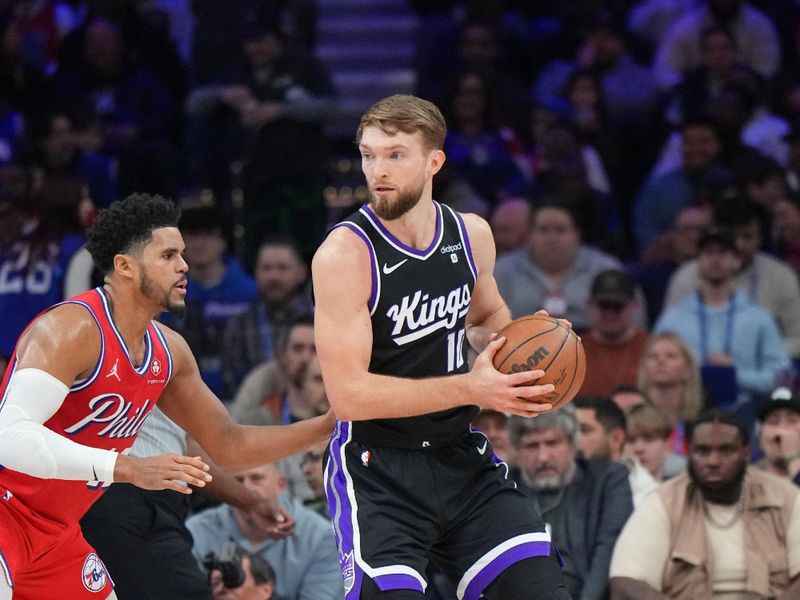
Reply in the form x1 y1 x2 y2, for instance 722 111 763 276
382 259 408 275
92 465 98 481
477 441 488 455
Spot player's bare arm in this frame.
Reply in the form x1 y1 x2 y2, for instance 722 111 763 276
155 324 334 472
313 226 553 420
0 305 210 493
461 212 513 352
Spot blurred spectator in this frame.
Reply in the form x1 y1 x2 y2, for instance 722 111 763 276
610 409 800 600
275 354 329 504
29 110 117 207
533 17 660 133
508 408 633 600
627 0 698 59
756 387 800 486
634 117 725 250
495 201 637 331
655 227 790 400
50 16 177 196
515 99 613 197
299 441 328 518
574 395 658 506
665 198 800 357
472 408 517 467
0 171 91 357
221 237 311 399
58 0 188 111
416 17 530 131
13 0 80 74
638 333 705 454
635 204 713 326
610 385 647 414
625 404 688 481
581 270 650 396
534 123 625 255
442 69 525 206
667 26 746 122
231 314 316 427
652 0 781 89
772 196 800 274
186 10 335 262
0 351 7 378
488 196 531 256
163 206 257 399
783 127 800 196
187 461 344 600
0 11 48 119
739 153 788 209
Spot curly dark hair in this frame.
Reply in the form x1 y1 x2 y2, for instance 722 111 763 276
86 193 181 274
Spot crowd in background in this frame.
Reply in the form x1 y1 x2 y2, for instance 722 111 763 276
2 1 800 599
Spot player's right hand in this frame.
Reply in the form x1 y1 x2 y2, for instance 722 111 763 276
115 453 212 494
470 336 555 418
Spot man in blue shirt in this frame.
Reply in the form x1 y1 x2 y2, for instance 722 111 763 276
187 462 343 600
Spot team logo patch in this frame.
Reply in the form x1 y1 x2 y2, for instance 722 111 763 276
341 551 355 593
82 553 108 592
151 358 162 377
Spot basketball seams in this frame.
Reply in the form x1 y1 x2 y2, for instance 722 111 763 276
495 317 561 371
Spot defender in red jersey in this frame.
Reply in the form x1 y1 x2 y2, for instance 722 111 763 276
0 194 334 600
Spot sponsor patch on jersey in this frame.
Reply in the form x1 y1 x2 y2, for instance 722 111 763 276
82 553 108 592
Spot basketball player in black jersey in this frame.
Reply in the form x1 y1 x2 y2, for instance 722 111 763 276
312 95 569 600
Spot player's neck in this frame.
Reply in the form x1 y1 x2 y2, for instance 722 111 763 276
103 284 157 348
378 196 437 250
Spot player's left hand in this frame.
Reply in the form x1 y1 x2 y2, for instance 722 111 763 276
533 309 574 332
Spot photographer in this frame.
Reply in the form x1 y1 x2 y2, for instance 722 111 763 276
188 462 342 600
757 387 800 486
206 543 277 600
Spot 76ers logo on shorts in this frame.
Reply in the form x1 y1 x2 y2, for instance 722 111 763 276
82 553 108 592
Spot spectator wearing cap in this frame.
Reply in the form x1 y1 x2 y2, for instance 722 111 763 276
664 198 800 358
655 226 790 400
757 388 800 486
580 270 650 396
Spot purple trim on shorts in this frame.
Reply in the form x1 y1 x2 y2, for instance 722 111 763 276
326 421 365 599
463 541 552 600
374 572 425 593
361 203 442 258
332 223 378 313
451 208 478 282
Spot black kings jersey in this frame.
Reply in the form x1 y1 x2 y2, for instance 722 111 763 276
331 201 479 447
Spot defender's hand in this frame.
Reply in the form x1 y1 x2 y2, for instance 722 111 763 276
115 453 211 493
249 497 296 539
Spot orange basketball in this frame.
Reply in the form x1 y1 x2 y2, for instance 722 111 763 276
492 315 586 410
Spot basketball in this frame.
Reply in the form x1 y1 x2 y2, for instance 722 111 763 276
492 315 586 410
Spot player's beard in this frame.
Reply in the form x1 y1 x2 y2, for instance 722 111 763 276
368 178 425 220
139 267 186 317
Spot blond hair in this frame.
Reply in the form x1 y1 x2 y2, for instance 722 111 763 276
356 94 447 151
638 332 704 421
626 404 674 440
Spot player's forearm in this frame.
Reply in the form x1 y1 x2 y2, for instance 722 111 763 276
185 437 261 510
329 371 474 421
211 413 336 472
466 304 512 353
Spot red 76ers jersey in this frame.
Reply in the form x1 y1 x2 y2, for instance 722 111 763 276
0 287 171 526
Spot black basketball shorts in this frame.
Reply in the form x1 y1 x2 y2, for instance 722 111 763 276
324 421 554 600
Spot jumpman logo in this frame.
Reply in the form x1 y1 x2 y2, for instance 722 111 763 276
106 359 121 382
